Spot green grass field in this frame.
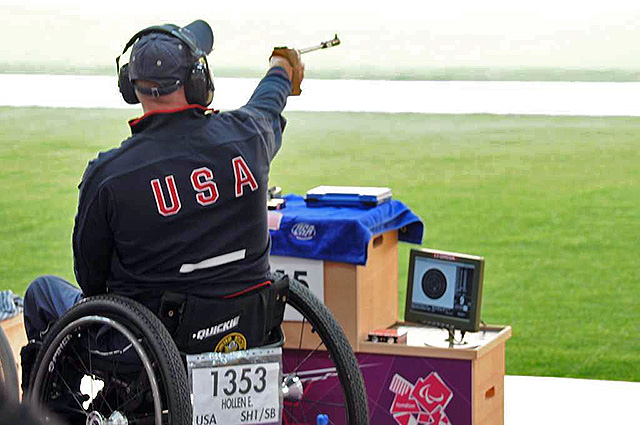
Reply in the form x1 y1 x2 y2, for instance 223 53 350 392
0 107 638 382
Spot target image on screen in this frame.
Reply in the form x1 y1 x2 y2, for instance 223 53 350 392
405 249 484 332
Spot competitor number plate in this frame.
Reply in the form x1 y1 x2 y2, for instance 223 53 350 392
191 356 281 425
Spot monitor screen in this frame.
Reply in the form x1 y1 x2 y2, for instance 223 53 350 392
404 248 484 332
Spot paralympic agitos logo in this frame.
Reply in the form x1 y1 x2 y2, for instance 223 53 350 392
388 372 453 425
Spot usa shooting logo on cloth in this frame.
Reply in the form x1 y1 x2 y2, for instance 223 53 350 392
291 223 316 241
388 372 453 425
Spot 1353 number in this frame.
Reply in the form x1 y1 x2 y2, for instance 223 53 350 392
210 366 267 397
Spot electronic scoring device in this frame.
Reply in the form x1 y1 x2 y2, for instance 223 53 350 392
404 248 484 332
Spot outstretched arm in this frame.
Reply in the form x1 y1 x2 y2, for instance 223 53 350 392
241 49 305 119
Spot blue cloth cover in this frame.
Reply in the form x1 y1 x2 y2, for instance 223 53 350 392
269 195 424 265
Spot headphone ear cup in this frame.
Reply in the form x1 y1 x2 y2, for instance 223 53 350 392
185 61 214 107
118 63 140 105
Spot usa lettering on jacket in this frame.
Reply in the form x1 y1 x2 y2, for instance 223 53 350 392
150 156 258 217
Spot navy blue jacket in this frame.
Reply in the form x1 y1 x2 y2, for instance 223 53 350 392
73 68 291 307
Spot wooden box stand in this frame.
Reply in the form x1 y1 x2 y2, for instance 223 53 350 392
282 229 399 352
360 325 511 425
279 226 511 425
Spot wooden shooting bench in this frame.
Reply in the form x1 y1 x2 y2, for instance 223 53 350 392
269 195 511 425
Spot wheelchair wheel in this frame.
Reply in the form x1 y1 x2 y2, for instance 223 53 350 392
29 295 191 425
0 326 19 400
283 279 370 425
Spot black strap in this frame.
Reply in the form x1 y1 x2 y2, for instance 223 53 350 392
134 81 182 97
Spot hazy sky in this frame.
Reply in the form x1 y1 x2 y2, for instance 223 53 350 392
3 0 640 73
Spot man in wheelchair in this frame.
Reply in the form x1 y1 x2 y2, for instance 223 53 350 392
21 18 305 421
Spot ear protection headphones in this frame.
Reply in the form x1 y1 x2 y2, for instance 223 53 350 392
116 23 215 107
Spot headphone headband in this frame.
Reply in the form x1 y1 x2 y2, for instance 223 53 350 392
115 24 204 75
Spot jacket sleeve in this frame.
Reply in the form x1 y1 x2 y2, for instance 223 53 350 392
72 172 114 296
241 67 291 119
236 67 291 160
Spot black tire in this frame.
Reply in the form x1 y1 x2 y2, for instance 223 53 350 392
284 279 370 425
0 326 19 401
28 295 191 425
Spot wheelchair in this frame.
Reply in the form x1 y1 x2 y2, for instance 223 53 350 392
25 279 370 425
0 326 20 400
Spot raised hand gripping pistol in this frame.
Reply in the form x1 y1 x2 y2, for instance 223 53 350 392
272 35 341 95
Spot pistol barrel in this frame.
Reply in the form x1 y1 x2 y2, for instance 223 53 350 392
299 34 341 54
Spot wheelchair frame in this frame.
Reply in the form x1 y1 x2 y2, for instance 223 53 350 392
0 326 20 401
26 279 370 425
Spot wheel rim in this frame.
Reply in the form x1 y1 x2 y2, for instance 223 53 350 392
0 327 19 401
278 279 369 425
282 329 351 424
31 316 163 425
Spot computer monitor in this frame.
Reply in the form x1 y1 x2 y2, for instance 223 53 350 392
404 248 484 332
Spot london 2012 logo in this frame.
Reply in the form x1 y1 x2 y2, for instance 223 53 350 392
291 223 316 241
388 372 453 425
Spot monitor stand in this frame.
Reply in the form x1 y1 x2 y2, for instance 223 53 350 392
391 323 489 349
445 328 468 348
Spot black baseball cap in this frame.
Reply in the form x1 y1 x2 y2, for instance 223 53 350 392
128 20 213 95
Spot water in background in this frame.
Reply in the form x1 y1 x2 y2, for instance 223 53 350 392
3 74 640 116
